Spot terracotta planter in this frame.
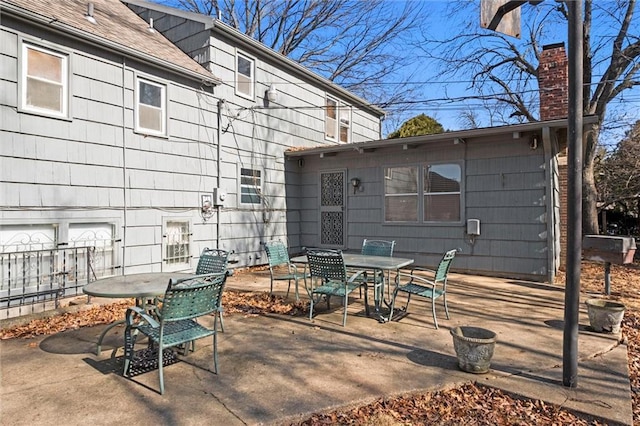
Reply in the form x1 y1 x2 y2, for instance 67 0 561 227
585 299 625 333
450 326 496 374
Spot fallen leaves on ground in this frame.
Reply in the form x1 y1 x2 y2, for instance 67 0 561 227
1 261 638 425
292 382 608 426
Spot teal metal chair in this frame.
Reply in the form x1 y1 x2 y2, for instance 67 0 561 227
196 248 230 331
389 249 457 329
357 239 396 299
263 240 309 301
305 249 369 327
123 272 227 395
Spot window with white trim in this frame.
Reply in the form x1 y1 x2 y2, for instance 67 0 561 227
163 219 191 271
325 96 351 143
384 163 462 223
21 43 68 117
423 164 461 221
240 167 262 205
236 51 255 99
136 77 166 135
384 166 418 222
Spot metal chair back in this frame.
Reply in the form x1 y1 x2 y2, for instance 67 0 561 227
161 273 226 321
361 239 395 257
264 240 291 268
196 248 229 274
306 249 346 282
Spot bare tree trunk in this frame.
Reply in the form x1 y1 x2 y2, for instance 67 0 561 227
582 124 600 235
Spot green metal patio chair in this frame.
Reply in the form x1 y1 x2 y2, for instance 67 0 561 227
389 249 457 329
196 247 230 331
305 249 369 327
356 239 396 299
123 272 227 395
263 240 309 301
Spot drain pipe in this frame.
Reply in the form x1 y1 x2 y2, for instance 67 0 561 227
120 58 127 275
216 99 224 250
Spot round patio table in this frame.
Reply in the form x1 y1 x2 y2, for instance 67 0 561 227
83 272 193 354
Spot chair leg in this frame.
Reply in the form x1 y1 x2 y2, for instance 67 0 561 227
432 297 439 330
285 279 291 299
294 277 300 301
123 326 138 376
342 295 348 327
217 309 225 333
443 293 450 320
213 325 219 374
363 285 370 317
158 346 165 395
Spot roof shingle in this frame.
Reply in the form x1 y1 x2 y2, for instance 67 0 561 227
2 0 218 84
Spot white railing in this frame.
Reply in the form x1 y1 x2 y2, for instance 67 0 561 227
0 243 119 319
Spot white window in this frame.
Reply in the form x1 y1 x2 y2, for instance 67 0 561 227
236 51 255 99
20 43 68 117
240 167 262 205
423 164 461 222
384 166 418 222
136 77 166 135
68 223 117 279
163 219 191 271
0 224 57 253
325 96 351 143
384 163 462 223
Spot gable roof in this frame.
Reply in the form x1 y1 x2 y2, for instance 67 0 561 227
123 0 385 118
1 0 220 85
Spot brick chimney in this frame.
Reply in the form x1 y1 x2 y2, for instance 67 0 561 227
538 43 568 121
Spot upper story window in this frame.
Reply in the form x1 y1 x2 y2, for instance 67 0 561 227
136 76 166 136
240 167 262 205
20 43 69 118
325 96 351 143
236 51 255 99
385 163 462 223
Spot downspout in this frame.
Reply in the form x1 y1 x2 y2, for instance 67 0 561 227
121 58 127 275
216 99 224 250
541 126 556 283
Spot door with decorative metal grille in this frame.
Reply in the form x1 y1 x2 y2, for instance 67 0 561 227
319 170 346 248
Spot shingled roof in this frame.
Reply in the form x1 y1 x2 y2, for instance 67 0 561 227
1 0 219 85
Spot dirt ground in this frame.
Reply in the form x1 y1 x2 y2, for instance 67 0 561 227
2 261 638 425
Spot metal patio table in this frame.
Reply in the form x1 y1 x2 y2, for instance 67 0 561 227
290 253 414 322
83 272 193 355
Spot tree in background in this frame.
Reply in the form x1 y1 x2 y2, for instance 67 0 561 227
596 120 640 235
420 1 640 235
388 114 444 139
160 0 425 122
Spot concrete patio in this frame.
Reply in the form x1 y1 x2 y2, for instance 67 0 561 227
0 270 633 425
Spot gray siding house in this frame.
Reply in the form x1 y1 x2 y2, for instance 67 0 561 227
285 44 585 283
0 0 383 317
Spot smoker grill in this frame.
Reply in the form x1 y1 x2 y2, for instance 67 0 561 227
582 235 637 295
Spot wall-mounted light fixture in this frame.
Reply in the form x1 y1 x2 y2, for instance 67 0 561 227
267 84 278 103
350 177 361 194
453 137 466 145
530 134 539 150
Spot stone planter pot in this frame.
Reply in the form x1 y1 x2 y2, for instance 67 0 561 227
585 299 625 333
450 326 496 374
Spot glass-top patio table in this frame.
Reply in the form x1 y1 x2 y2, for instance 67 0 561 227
290 253 414 322
83 272 194 355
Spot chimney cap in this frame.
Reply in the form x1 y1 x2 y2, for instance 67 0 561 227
542 42 565 51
